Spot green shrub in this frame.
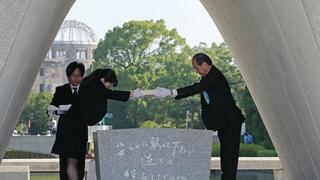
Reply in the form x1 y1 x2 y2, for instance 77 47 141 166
257 149 277 157
212 144 269 157
212 144 220 157
4 150 54 159
258 140 275 150
139 121 159 128
239 144 264 157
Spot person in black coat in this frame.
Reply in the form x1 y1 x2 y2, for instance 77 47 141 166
47 61 86 180
155 53 245 180
49 61 85 108
51 68 143 180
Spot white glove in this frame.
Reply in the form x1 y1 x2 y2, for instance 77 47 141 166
47 105 58 117
47 105 59 111
47 110 55 117
155 87 177 98
59 104 72 111
130 88 144 99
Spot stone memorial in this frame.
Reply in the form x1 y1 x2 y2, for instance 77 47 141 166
93 128 213 180
0 165 30 180
88 125 113 143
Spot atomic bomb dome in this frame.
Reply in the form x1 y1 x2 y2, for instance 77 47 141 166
55 20 97 44
33 20 97 93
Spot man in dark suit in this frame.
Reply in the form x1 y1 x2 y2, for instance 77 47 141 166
155 53 244 180
47 61 86 180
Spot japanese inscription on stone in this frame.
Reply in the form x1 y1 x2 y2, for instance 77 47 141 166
94 128 213 180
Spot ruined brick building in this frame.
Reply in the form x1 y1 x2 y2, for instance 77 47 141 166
32 20 97 93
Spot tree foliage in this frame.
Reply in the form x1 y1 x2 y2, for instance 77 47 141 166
9 18 276 153
17 91 52 135
10 19 273 150
92 20 273 149
93 19 202 129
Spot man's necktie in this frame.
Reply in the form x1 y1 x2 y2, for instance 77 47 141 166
72 87 78 95
202 91 210 104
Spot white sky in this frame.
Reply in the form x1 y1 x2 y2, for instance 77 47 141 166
65 0 224 47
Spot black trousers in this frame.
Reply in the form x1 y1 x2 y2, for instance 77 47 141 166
218 124 241 180
59 155 86 180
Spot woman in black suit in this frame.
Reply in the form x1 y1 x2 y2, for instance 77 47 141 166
51 68 142 180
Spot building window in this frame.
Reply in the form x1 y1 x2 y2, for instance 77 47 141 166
76 50 80 59
85 49 89 59
40 84 45 92
39 68 44 76
52 50 56 58
47 84 52 92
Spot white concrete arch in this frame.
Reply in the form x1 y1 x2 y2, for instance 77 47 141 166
1 0 320 179
0 0 75 161
201 0 320 179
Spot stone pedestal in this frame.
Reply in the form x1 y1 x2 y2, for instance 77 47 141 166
94 128 213 180
88 125 112 143
0 165 30 180
273 169 288 180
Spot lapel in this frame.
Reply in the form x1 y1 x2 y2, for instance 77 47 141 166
67 84 73 95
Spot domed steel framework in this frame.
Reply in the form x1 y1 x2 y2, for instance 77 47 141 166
32 20 97 93
55 20 97 44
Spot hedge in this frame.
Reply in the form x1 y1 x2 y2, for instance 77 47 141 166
5 150 55 159
212 144 276 157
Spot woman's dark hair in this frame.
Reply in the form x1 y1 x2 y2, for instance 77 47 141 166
81 68 118 87
192 53 213 66
66 61 85 77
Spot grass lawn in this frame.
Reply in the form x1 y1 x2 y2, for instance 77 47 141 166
31 177 57 180
31 173 58 180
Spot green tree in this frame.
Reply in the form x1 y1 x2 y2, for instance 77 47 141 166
93 19 200 128
192 42 244 93
18 91 52 135
93 19 273 149
239 86 273 149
